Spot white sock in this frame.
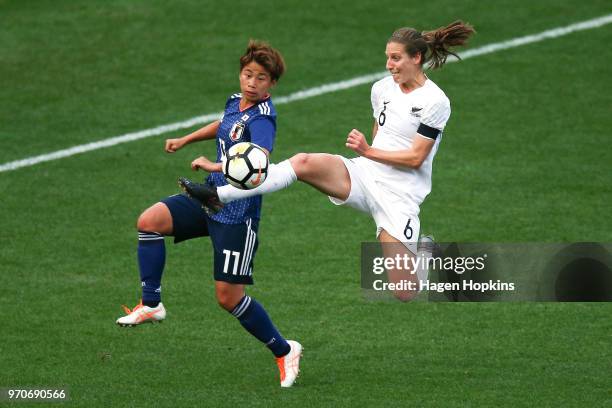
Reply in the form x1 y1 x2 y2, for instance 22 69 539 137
217 159 297 204
416 246 433 283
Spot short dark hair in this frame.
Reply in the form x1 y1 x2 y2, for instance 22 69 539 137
239 40 286 81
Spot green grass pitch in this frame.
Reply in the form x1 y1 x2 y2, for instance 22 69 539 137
1 0 611 406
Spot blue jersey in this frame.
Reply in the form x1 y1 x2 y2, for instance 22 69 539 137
207 93 277 224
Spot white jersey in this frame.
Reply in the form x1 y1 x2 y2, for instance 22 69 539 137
364 75 451 208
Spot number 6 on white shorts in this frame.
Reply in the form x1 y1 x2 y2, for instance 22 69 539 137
403 219 413 240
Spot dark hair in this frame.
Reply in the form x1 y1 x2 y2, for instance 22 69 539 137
239 39 286 81
388 21 475 69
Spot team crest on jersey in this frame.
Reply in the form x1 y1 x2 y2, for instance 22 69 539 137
229 121 245 141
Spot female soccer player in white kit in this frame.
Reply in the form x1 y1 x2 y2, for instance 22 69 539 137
181 21 475 300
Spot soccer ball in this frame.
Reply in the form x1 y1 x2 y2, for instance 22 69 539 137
222 142 269 189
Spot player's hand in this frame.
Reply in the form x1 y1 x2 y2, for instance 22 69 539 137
346 129 370 156
165 138 185 153
191 156 221 173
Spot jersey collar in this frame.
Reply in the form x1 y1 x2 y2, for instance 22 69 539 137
239 93 271 112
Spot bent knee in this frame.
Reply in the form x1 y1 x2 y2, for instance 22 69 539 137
392 290 419 303
137 211 158 232
290 153 310 168
290 153 312 178
137 203 172 234
216 293 239 312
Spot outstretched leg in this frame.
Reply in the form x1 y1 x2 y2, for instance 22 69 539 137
187 153 351 204
289 153 351 201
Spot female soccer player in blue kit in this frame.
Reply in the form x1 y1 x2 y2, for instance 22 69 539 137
116 40 302 388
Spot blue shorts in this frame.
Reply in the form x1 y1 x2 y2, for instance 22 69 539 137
161 193 259 285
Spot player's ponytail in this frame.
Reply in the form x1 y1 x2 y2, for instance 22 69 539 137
389 21 475 70
422 21 475 69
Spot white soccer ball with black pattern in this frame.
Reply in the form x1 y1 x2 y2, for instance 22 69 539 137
222 142 269 190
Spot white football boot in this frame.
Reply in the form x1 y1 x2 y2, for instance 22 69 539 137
116 300 166 326
275 340 303 388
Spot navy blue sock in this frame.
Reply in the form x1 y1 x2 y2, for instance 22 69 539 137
138 231 166 307
231 296 291 357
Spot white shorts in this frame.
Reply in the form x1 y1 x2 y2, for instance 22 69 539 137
329 156 420 255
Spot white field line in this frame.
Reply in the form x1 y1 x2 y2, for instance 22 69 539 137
1 13 611 173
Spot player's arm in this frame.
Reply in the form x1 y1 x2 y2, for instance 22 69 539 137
345 128 435 170
165 120 221 153
372 121 378 141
